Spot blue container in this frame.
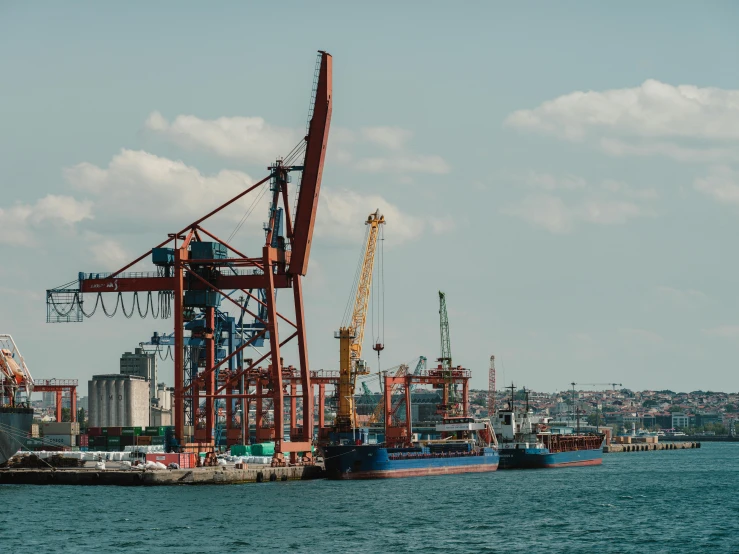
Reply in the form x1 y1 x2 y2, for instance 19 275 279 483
184 290 222 308
190 242 227 261
152 247 175 265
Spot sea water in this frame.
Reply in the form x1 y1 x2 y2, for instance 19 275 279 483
1 443 737 553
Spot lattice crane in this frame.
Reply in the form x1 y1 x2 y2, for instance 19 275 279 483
436 291 458 415
335 210 385 430
46 51 333 464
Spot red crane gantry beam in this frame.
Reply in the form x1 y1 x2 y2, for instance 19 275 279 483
383 370 471 447
34 380 78 423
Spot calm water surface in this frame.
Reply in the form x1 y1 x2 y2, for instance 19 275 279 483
2 443 738 553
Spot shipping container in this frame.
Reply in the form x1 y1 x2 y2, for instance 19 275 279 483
78 434 89 446
251 442 275 456
120 436 135 447
145 453 197 468
45 434 76 447
42 422 80 435
121 427 143 436
104 427 122 436
144 426 166 436
136 435 152 445
230 445 251 456
151 436 165 445
87 427 103 437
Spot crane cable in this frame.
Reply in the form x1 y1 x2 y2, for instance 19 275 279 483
227 181 270 244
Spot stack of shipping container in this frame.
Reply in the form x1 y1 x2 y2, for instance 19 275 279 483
23 424 174 452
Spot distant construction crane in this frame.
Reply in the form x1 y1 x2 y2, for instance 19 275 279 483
437 291 458 416
334 210 385 432
367 356 427 425
369 363 406 424
488 355 496 417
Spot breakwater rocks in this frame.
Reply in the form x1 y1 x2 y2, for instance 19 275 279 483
604 441 700 453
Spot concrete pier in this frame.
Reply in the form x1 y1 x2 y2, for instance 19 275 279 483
0 464 324 486
603 441 700 453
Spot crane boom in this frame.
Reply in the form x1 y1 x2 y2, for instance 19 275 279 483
335 210 385 429
439 292 451 369
289 51 333 276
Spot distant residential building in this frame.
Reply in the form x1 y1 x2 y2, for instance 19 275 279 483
42 391 56 409
672 413 690 429
695 413 721 427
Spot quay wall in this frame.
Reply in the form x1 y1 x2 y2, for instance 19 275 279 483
604 441 700 453
0 465 324 486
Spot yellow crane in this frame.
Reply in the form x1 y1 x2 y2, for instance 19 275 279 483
335 209 385 430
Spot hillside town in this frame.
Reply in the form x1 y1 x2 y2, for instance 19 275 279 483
468 387 739 436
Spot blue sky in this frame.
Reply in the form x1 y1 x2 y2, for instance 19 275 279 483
2 2 739 393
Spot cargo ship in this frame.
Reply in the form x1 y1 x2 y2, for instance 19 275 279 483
0 335 34 465
323 416 499 479
495 387 603 469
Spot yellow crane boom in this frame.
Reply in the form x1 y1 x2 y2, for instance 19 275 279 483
335 209 385 429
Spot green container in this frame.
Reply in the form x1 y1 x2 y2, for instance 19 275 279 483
107 436 121 445
230 445 251 456
144 426 166 436
121 427 142 436
151 436 165 445
89 437 107 448
251 442 275 456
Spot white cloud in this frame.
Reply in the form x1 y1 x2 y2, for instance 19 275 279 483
504 173 656 233
694 166 739 206
144 111 300 163
619 328 664 344
64 149 267 231
360 127 413 151
0 195 93 245
504 194 574 233
145 112 450 176
316 189 425 244
505 79 739 141
600 138 739 164
600 179 659 200
430 217 455 234
87 236 132 271
656 286 707 302
354 154 450 174
505 194 652 233
522 171 587 191
703 326 739 338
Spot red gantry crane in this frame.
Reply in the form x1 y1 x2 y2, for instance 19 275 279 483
46 51 332 465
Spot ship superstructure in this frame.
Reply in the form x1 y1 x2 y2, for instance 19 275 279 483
0 335 35 465
495 386 603 469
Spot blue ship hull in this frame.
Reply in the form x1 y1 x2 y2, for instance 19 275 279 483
323 445 499 479
498 446 602 469
0 407 34 465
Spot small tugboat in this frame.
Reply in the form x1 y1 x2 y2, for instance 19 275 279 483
495 386 603 469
